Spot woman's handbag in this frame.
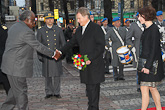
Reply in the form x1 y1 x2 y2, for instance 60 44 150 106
137 58 158 75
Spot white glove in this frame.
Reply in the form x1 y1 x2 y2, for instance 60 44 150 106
159 27 165 33
131 47 136 53
105 46 108 50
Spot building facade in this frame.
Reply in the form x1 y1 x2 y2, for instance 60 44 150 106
35 0 148 27
0 0 9 24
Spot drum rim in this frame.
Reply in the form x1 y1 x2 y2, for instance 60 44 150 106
116 46 129 55
120 59 133 64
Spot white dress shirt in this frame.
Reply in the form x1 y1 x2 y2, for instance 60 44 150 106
82 20 90 35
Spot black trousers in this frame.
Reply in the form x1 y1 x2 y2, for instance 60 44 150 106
86 83 100 110
0 69 10 94
104 50 111 73
113 63 124 79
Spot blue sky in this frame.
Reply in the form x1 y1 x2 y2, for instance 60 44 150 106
16 0 25 7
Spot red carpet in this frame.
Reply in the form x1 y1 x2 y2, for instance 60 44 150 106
136 107 165 110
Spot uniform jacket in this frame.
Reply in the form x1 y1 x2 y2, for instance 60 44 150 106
155 20 165 27
1 21 54 78
105 27 127 67
101 26 111 35
60 21 105 84
139 24 164 82
126 22 143 67
37 25 66 77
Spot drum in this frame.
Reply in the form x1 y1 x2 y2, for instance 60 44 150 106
116 46 133 64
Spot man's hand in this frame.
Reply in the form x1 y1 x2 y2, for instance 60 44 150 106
54 49 62 60
86 60 91 65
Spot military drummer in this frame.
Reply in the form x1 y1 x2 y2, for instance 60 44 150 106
37 11 66 99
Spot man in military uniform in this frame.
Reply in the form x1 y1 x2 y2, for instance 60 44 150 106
124 19 131 31
37 12 66 99
155 11 165 73
0 24 10 95
89 11 94 22
155 11 165 40
101 18 111 74
126 12 144 92
105 17 127 81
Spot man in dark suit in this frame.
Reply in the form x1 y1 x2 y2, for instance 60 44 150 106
64 23 74 63
0 10 57 110
56 7 105 110
0 24 10 95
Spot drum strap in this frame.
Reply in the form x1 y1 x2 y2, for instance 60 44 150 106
136 21 144 31
113 28 124 46
101 26 107 35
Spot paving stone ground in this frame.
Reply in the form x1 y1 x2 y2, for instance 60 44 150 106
0 52 165 110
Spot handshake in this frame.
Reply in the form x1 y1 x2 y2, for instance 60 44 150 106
53 49 62 60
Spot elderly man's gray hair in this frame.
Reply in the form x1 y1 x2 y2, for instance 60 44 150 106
19 10 33 21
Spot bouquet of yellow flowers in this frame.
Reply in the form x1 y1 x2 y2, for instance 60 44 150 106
72 54 89 71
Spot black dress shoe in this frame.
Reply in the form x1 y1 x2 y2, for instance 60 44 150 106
45 94 53 99
105 72 111 74
118 78 125 80
54 94 62 98
114 78 118 81
137 88 141 92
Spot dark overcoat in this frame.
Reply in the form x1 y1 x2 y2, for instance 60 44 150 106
0 25 8 82
61 21 105 84
139 24 165 82
0 25 7 66
37 25 66 77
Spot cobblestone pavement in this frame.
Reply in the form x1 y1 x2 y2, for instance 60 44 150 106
0 52 165 110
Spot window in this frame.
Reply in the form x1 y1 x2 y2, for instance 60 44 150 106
91 0 95 9
40 3 44 11
112 1 115 9
69 1 74 10
130 0 134 8
101 1 104 9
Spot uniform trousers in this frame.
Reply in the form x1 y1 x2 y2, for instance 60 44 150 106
0 69 10 94
1 75 29 110
104 50 111 73
45 77 61 95
86 83 100 110
113 63 124 79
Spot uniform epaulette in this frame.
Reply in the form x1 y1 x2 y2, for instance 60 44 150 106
2 25 7 30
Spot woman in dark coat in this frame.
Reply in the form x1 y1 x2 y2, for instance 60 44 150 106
138 6 165 110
